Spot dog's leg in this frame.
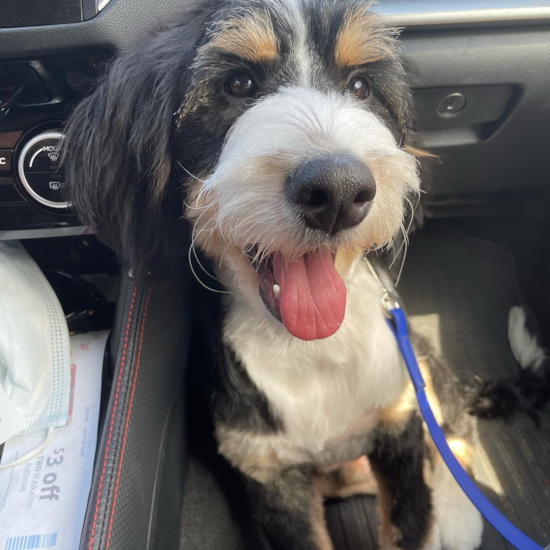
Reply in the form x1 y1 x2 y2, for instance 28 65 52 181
314 456 378 498
245 465 334 550
414 342 483 550
215 405 332 549
368 412 435 550
428 439 483 550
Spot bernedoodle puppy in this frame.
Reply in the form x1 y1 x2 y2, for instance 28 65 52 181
64 1 485 548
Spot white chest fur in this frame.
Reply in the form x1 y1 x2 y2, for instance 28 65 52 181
223 259 408 458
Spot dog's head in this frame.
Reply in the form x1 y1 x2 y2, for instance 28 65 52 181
65 0 421 341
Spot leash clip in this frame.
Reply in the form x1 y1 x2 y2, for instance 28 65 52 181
364 257 400 319
381 289 400 320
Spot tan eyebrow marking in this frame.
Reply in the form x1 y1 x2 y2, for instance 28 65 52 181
335 6 397 68
210 10 278 64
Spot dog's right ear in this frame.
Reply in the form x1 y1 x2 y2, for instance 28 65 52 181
63 8 213 277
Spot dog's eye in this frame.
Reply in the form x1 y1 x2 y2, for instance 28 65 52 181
349 77 370 100
225 72 258 98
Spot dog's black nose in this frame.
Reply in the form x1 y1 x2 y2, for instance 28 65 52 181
287 155 376 236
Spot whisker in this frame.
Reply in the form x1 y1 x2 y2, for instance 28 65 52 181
395 224 408 287
259 239 276 265
389 193 417 269
187 213 233 294
192 240 226 286
196 183 214 204
177 161 206 183
187 244 233 294
183 199 211 212
389 231 404 269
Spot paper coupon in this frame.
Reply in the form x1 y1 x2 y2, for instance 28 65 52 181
0 330 108 550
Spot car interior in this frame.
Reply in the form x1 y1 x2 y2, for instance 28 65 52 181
1 1 550 548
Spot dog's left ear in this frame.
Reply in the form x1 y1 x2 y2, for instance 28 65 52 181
63 9 212 277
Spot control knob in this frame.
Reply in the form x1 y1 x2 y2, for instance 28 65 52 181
17 131 69 209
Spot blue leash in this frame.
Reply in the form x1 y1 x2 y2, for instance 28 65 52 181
387 307 546 550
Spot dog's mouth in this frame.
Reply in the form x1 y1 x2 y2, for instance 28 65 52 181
249 248 347 341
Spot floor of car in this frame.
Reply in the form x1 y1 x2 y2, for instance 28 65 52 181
180 219 550 550
179 454 252 550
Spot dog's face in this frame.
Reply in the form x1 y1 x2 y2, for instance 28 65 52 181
65 0 420 341
183 0 420 339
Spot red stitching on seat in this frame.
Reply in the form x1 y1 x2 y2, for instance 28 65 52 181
88 286 137 550
105 288 152 549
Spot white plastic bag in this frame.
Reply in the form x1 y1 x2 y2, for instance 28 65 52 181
0 241 71 443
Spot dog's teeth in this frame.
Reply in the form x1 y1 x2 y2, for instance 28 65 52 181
273 284 280 298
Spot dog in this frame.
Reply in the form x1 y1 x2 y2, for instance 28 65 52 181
64 0 485 548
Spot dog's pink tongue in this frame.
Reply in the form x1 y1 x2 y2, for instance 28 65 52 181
272 251 346 341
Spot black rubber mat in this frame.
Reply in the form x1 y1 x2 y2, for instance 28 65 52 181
326 220 550 550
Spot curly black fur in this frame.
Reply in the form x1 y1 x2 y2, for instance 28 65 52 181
63 0 224 278
470 362 550 426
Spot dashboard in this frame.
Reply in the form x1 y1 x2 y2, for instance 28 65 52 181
1 0 550 240
0 55 107 239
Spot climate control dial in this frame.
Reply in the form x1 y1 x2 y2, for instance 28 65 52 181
17 131 69 209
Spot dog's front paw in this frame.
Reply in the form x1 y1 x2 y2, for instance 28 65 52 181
431 464 483 550
315 456 377 498
421 521 442 550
